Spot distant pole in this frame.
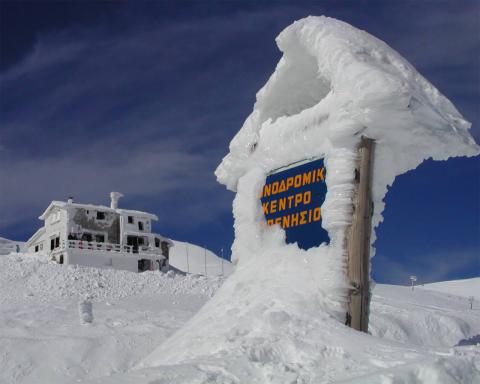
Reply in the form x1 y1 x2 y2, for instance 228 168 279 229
185 244 190 274
345 137 375 333
410 275 417 291
204 247 207 277
469 296 474 310
221 248 224 276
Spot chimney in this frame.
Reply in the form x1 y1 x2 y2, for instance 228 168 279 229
110 192 124 209
67 196 74 204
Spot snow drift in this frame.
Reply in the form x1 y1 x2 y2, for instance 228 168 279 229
131 16 479 383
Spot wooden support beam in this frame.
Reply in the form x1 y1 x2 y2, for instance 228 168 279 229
345 137 375 333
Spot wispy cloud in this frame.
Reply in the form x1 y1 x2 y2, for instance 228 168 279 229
0 5 298 238
1 1 477 253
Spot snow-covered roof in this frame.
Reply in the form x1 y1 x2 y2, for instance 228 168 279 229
116 209 158 220
39 201 158 221
27 227 46 245
215 16 479 191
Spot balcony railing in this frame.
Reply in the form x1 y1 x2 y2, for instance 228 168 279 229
51 240 164 257
64 240 134 253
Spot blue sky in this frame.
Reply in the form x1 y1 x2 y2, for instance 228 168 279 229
0 1 478 284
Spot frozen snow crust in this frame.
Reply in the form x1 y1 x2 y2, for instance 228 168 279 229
128 16 480 383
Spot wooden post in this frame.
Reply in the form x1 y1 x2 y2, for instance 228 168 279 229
345 137 375 333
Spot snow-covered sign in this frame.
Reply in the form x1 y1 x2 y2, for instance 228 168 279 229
261 158 329 249
138 17 480 382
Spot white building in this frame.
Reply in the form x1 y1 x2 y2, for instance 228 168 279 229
27 192 173 272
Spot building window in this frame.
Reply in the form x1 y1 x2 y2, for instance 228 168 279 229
96 211 105 220
128 216 133 224
138 221 144 231
81 233 92 242
51 237 60 250
155 237 160 247
35 245 39 252
95 234 105 243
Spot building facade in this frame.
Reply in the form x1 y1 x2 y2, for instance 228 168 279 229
27 192 172 272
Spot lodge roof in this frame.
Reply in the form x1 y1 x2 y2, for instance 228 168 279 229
39 201 158 221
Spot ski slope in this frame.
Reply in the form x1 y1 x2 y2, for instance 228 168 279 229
0 252 478 383
371 281 480 348
422 278 480 301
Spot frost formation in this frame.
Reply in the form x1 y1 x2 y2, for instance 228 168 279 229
140 16 479 383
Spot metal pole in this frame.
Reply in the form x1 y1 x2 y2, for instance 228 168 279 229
204 247 207 277
345 137 375 333
221 248 224 276
410 275 417 291
185 243 190 274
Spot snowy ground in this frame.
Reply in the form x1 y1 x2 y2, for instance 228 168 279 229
0 252 223 384
0 252 478 383
370 282 480 348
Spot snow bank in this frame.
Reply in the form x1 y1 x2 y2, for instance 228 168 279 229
128 16 480 383
0 252 224 304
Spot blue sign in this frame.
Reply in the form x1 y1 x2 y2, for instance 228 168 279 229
260 158 329 250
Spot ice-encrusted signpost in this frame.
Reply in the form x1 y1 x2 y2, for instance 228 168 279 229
213 15 479 335
141 17 479 381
